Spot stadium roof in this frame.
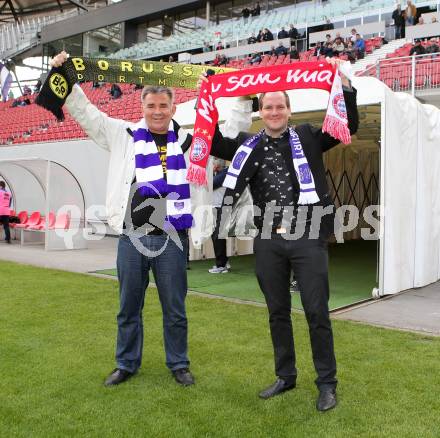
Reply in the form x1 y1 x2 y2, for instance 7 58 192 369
0 0 103 23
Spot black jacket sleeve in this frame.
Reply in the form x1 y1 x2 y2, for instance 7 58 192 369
309 87 359 152
210 125 249 161
213 167 228 189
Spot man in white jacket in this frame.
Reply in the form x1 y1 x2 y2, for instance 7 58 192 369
51 52 253 387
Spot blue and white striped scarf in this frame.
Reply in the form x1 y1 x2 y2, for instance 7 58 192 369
133 119 193 230
223 127 320 205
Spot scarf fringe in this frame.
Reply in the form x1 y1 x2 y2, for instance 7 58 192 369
298 191 320 205
322 115 351 145
187 163 207 186
165 214 194 231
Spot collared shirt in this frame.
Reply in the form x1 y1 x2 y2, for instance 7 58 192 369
249 130 296 230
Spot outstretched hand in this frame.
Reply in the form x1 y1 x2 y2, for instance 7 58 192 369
50 51 69 68
325 57 351 87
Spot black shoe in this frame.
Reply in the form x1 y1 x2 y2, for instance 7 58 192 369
258 378 296 399
104 368 134 387
6 240 11 244
172 368 195 386
316 388 337 411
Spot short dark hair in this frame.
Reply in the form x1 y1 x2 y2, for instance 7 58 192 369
141 86 174 104
0 181 5 189
258 91 291 110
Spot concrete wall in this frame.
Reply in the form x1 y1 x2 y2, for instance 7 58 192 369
40 0 197 44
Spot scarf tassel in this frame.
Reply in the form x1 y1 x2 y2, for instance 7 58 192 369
187 163 207 186
322 115 351 145
298 191 320 205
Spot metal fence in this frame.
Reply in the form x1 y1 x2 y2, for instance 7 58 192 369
359 52 440 95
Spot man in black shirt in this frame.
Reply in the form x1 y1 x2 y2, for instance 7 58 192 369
251 2 261 16
288 24 300 41
278 27 289 39
410 39 426 56
209 58 359 411
392 4 406 39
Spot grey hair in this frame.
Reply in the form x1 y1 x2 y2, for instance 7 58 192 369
141 85 174 104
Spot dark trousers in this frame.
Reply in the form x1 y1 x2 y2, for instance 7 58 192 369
254 235 337 390
211 207 228 268
0 216 10 242
116 232 189 373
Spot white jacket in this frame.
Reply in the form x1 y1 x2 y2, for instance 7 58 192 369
65 84 253 246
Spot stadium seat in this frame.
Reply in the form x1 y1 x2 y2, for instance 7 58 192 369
22 211 42 229
14 211 30 229
53 213 71 230
31 212 56 230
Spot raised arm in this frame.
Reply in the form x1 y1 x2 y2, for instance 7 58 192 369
51 51 129 152
195 72 254 161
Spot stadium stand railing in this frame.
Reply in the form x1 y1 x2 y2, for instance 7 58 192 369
107 0 402 61
358 41 440 93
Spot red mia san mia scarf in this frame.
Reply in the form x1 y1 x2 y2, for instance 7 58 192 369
187 62 351 186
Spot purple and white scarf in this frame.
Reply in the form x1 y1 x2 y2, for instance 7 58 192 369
223 127 320 205
133 119 193 230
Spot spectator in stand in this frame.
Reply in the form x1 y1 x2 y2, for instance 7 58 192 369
212 54 222 66
349 28 357 43
416 17 424 25
432 17 438 23
110 83 122 99
289 44 300 60
92 81 101 89
168 55 175 63
0 181 11 244
256 29 264 42
263 28 274 41
216 41 224 51
251 2 261 16
323 42 334 57
426 38 440 54
332 37 346 56
248 33 257 44
325 34 333 45
354 33 366 59
323 17 334 30
409 39 426 56
288 24 300 42
314 41 324 57
242 6 250 23
203 42 211 52
34 79 42 93
219 54 228 66
23 85 32 95
8 89 14 100
278 27 289 39
275 41 288 56
404 0 417 26
344 41 357 63
392 4 406 39
250 52 262 64
267 45 276 56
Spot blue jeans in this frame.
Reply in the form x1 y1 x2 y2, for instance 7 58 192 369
115 231 189 373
